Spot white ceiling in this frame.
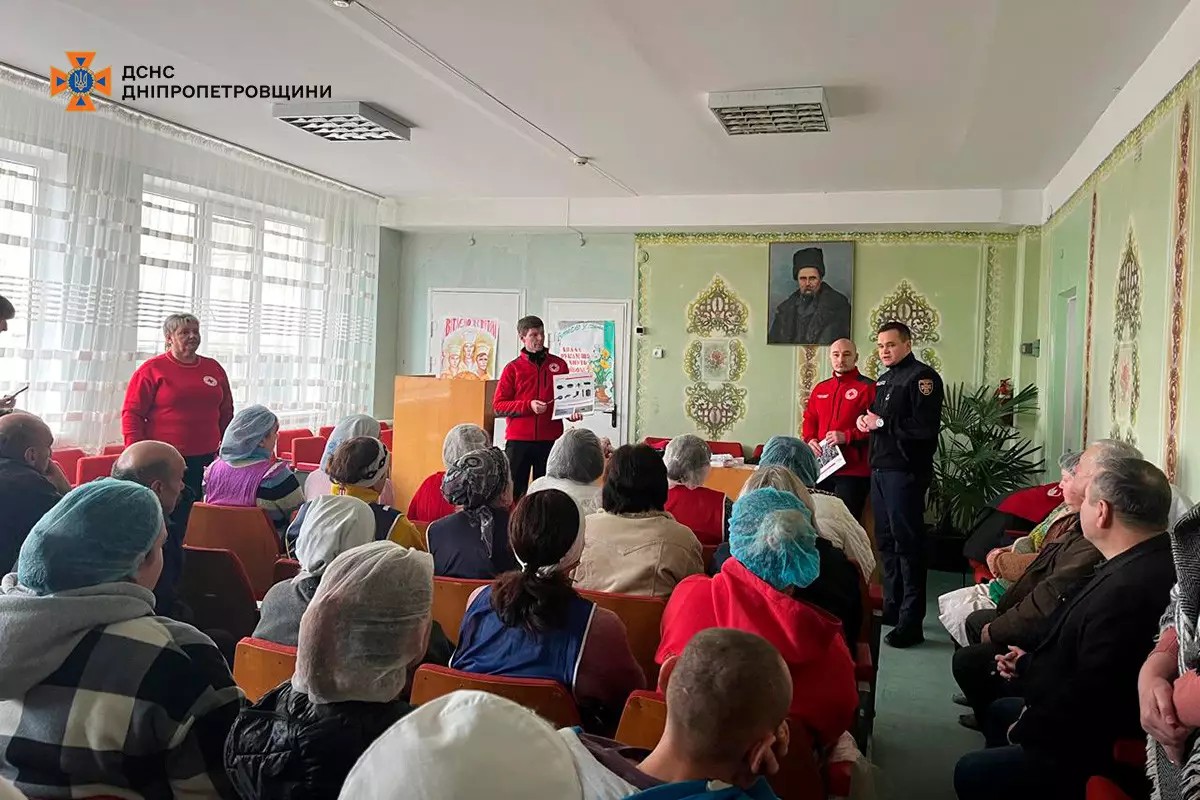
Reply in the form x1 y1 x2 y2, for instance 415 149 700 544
0 0 1190 201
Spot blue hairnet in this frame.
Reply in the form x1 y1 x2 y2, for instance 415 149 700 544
220 404 279 461
18 478 164 594
729 488 820 590
321 414 381 469
759 436 820 487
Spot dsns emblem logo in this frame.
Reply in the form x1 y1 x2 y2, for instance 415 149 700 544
50 52 112 112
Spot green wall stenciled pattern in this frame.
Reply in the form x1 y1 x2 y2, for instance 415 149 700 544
682 275 751 437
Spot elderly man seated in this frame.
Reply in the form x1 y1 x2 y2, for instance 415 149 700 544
663 435 730 547
0 412 72 574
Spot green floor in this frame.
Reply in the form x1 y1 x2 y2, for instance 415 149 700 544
870 570 983 800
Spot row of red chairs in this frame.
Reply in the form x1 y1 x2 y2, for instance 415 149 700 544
643 437 762 461
278 424 392 471
51 446 125 488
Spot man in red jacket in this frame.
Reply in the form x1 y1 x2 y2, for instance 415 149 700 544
801 338 875 519
493 316 581 497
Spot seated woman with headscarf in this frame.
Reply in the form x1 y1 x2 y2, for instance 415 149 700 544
225 541 432 800
302 413 395 505
426 446 519 579
759 435 876 576
574 444 704 598
662 434 730 547
527 428 605 516
0 479 243 799
285 437 423 553
255 495 374 646
657 487 858 750
451 488 645 732
203 405 304 533
407 423 491 524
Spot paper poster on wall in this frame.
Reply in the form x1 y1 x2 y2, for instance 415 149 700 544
552 372 595 420
555 320 616 412
432 316 500 380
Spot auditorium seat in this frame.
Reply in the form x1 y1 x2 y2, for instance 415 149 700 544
432 576 489 642
233 637 298 703
179 545 259 642
380 428 393 451
411 664 581 728
275 427 313 462
273 557 301 584
643 437 670 451
291 436 327 472
76 454 119 485
578 588 666 685
706 440 744 459
1085 776 1132 800
749 444 765 463
51 447 85 486
101 443 125 455
184 503 281 599
319 425 336 439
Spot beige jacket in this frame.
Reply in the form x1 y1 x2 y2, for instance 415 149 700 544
574 510 705 598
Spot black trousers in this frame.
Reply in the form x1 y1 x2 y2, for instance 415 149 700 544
871 469 930 631
816 474 871 521
506 440 553 498
182 452 215 502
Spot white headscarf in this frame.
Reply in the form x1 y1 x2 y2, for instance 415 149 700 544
292 541 433 704
441 423 491 467
518 486 586 577
321 414 382 469
293 495 375 580
338 691 583 800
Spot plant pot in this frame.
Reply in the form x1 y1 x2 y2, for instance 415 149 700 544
925 525 969 573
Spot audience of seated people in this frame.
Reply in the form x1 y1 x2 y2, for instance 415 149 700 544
561 628 795 800
225 541 432 799
657 487 858 749
426 445 519 579
954 457 1176 800
950 439 1136 731
303 413 396 505
0 479 243 798
204 405 304 533
407 422 490 523
757 435 876 576
0 411 71 573
287 435 423 552
527 427 606 515
662 434 730 547
709 467 864 648
451 487 645 730
574 443 705 597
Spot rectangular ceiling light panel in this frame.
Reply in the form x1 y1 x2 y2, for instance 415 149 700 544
273 101 410 142
707 87 828 135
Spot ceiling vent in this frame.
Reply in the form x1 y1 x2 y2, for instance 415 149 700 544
707 87 829 135
272 101 410 142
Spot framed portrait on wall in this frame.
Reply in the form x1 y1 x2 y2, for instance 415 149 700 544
767 241 854 345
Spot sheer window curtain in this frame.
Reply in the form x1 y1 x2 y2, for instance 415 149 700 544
0 68 379 452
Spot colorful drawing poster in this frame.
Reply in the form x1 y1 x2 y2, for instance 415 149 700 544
433 316 500 380
555 320 616 412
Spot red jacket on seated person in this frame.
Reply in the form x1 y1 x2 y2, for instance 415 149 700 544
407 471 455 524
665 484 726 547
655 557 858 748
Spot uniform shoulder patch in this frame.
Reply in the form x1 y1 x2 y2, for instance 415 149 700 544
918 378 934 396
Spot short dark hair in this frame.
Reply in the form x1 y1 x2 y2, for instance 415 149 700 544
602 444 668 514
877 320 912 341
666 629 792 763
0 294 14 319
517 315 544 336
327 436 383 485
1090 457 1172 533
491 489 580 633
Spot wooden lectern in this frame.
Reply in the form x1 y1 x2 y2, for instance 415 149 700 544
392 376 496 512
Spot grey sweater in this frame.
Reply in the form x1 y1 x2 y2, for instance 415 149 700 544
252 575 320 647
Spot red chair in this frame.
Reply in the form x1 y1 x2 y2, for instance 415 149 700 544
380 428 394 451
291 436 327 472
76 454 119 484
706 440 744 459
1086 777 1132 800
643 437 670 451
379 421 390 431
233 637 298 703
179 545 259 642
432 576 490 641
275 427 313 462
749 444 765 463
51 447 86 486
411 665 581 728
273 557 301 584
577 588 666 686
102 444 125 455
184 504 282 599
319 425 336 439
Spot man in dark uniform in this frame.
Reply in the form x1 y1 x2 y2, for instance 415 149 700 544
857 320 944 648
768 247 852 346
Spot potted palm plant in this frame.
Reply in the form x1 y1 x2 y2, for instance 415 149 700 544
926 382 1043 571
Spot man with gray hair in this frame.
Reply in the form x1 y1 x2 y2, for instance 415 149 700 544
0 412 71 573
662 434 731 547
955 457 1175 800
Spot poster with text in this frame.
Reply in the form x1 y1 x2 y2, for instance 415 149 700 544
552 372 595 420
555 320 616 412
433 316 500 380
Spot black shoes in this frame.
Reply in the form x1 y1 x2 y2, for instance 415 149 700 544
884 626 925 648
958 713 981 731
952 692 970 707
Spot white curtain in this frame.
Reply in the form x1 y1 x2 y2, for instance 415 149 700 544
0 66 379 453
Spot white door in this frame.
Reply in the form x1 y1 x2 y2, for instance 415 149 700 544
427 288 525 447
544 298 632 446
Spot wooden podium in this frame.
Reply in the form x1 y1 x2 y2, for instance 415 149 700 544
392 376 497 512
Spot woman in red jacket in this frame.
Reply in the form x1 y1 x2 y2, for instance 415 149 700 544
663 434 729 547
121 313 232 502
407 423 491 524
656 487 858 749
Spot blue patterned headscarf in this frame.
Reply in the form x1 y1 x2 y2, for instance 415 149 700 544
729 488 821 590
759 435 820 488
220 405 278 462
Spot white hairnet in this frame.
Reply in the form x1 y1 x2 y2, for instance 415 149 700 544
663 434 712 489
545 428 605 484
322 414 382 469
219 405 279 461
294 495 375 579
338 691 583 799
516 486 586 576
442 423 491 467
293 541 433 705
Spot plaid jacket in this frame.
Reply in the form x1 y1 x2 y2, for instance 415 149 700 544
0 614 244 799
